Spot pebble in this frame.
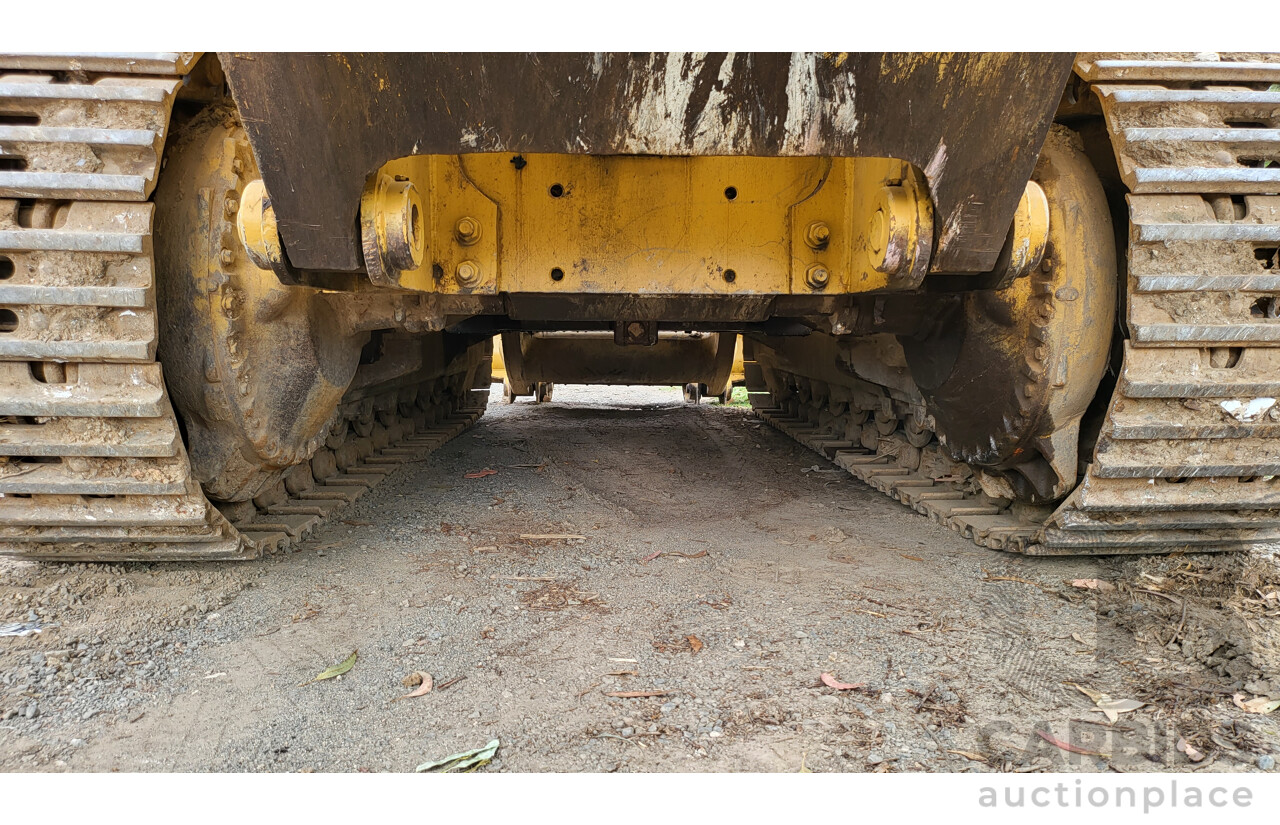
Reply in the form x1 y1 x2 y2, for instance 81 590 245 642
70 738 86 747
866 752 884 765
1259 755 1276 771
793 630 808 639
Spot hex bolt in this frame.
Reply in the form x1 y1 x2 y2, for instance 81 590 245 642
220 248 234 266
805 221 831 249
805 263 830 290
455 216 482 246
456 260 481 286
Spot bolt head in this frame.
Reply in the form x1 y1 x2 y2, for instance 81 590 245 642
456 260 481 285
220 248 234 266
224 196 239 216
805 221 831 249
455 216 481 245
805 263 830 290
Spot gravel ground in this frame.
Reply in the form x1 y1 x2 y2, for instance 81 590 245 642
1 385 1278 773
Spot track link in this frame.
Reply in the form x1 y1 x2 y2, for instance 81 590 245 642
0 55 488 561
752 53 1280 555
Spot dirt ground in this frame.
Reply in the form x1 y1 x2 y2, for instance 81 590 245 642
1 385 1278 773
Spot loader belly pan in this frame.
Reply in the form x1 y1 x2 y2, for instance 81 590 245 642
220 52 1073 274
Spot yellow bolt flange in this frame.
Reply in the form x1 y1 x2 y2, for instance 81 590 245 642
360 173 426 286
236 178 284 271
868 186 919 276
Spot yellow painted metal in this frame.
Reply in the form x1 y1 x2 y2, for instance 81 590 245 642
364 154 934 296
236 178 283 271
359 171 427 286
1004 180 1050 281
789 158 933 293
491 334 508 383
375 155 500 293
729 334 745 385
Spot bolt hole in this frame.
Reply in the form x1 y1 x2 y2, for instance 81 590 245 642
549 183 565 198
410 203 421 245
724 186 738 201
550 267 565 282
1209 346 1244 369
0 113 38 125
30 362 65 384
1250 297 1280 319
0 157 28 172
723 269 736 283
1255 247 1278 270
0 309 18 333
0 256 13 280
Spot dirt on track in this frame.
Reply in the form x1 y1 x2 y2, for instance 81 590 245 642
1 386 1278 773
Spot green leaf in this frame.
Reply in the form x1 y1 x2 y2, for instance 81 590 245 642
299 650 358 686
416 739 500 773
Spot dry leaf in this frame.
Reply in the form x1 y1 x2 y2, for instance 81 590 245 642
946 749 988 763
820 672 866 690
1177 737 1206 762
1233 693 1280 714
464 469 498 479
1069 683 1144 722
1070 578 1115 592
639 549 662 563
1095 698 1146 723
900 554 924 562
299 650 357 686
605 690 671 698
1037 729 1109 758
687 635 703 654
519 533 586 540
416 739 499 773
394 671 434 701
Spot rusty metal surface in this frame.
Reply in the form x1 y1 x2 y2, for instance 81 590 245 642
221 52 1073 274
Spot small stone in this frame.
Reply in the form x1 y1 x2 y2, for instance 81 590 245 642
733 639 745 648
1259 755 1276 771
660 703 676 715
70 738 86 747
620 727 634 736
24 703 38 719
866 752 884 765
793 630 809 639
709 731 723 738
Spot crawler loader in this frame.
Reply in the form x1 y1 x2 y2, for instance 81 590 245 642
1 52 1278 560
